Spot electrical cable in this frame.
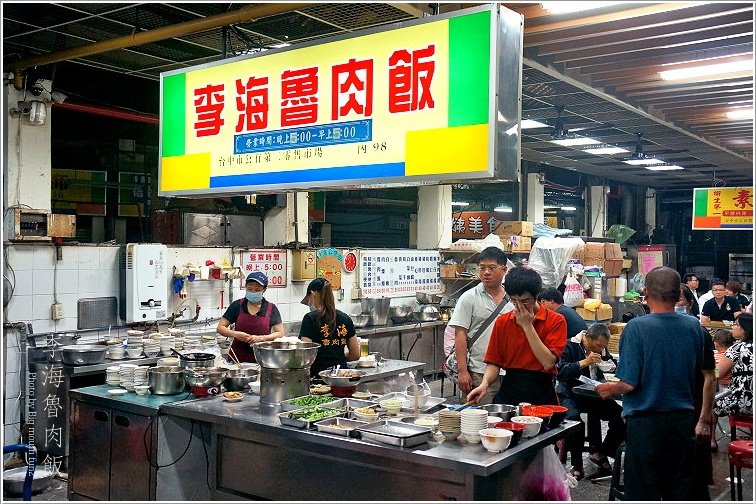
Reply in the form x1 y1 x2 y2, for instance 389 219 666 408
197 422 212 492
141 393 196 469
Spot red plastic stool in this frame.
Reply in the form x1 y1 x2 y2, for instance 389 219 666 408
729 413 753 441
728 440 753 500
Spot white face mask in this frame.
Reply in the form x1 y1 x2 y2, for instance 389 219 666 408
674 305 688 315
309 304 318 312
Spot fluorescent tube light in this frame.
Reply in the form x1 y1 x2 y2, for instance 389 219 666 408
270 43 291 49
550 137 601 147
521 119 549 129
494 206 513 213
582 145 629 155
645 165 684 171
623 158 665 166
452 202 470 207
726 108 754 120
659 60 752 81
560 206 577 211
541 2 619 14
543 205 560 209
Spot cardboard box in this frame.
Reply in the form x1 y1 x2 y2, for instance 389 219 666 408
602 259 623 277
608 322 627 336
607 334 621 354
622 259 633 270
604 243 622 259
583 242 605 264
576 306 613 321
500 234 531 253
440 264 464 278
494 220 533 237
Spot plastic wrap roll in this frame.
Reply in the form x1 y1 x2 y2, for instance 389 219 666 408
614 277 627 297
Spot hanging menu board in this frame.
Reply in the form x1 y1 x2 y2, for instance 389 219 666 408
359 250 441 297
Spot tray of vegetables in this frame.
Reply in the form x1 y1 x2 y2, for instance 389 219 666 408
278 407 346 429
280 394 337 412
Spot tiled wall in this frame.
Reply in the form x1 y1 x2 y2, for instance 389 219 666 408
2 243 419 443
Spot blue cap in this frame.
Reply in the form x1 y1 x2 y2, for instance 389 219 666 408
245 271 268 287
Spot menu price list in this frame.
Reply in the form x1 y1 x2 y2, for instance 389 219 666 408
359 250 441 297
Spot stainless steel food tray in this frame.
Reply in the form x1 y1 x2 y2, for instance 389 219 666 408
374 392 447 413
280 394 337 412
356 420 432 447
277 408 345 429
324 398 379 411
314 417 368 437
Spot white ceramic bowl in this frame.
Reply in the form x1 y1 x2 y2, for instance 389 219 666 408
462 432 482 444
403 391 431 408
597 361 615 372
487 416 503 427
510 416 543 438
352 409 380 422
439 429 461 441
479 428 513 453
134 385 151 396
604 373 619 382
379 400 402 416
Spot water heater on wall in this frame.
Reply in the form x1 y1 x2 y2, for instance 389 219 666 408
119 243 169 323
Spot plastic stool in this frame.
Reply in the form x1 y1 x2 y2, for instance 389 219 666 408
728 440 753 500
729 413 753 441
608 442 625 501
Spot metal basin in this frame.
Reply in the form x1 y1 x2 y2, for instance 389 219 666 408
412 304 440 322
184 367 227 388
60 345 107 366
252 341 320 369
223 367 260 391
360 298 390 326
318 369 366 387
351 314 370 328
416 292 442 304
479 403 517 421
178 352 216 369
3 467 55 496
148 366 185 395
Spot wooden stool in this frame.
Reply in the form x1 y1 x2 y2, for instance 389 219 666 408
729 413 753 441
728 440 753 500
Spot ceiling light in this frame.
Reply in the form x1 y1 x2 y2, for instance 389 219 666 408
645 165 684 171
726 108 754 120
544 205 560 209
270 43 291 49
521 119 548 129
659 60 753 81
550 136 601 147
560 206 577 211
623 158 665 166
494 206 513 213
581 145 629 155
452 201 469 207
541 2 619 14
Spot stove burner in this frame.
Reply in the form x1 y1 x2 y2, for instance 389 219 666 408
191 385 220 397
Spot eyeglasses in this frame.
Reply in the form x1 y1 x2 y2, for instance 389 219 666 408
477 265 503 273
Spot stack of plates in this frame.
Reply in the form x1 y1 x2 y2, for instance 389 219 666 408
133 366 149 386
144 339 161 357
126 330 145 339
119 364 138 391
438 409 461 440
168 328 185 338
106 366 121 386
108 342 125 360
460 409 488 444
183 335 202 350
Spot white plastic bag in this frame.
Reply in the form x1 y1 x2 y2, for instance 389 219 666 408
528 237 585 288
563 275 584 307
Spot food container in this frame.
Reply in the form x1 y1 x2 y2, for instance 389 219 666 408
479 403 517 421
27 332 79 348
542 405 568 428
412 304 440 322
60 345 108 366
479 428 513 453
314 417 367 437
278 407 345 429
3 467 56 496
148 366 185 395
325 398 378 412
252 341 320 369
318 369 366 387
493 421 526 447
178 352 215 369
222 367 260 392
389 305 413 324
184 367 227 388
357 420 432 447
510 415 543 438
280 394 339 412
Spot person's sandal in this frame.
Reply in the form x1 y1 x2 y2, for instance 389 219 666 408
589 454 613 473
569 467 585 481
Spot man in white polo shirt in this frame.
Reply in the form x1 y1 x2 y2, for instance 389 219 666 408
448 247 514 404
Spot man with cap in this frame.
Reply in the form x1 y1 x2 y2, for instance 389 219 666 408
299 278 360 377
216 272 284 362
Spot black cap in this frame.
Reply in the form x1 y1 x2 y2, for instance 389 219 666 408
301 278 329 305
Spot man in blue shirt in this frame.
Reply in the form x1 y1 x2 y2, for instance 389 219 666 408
537 287 588 339
596 267 714 500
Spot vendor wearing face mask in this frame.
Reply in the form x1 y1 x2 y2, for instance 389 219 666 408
216 272 285 362
299 278 360 377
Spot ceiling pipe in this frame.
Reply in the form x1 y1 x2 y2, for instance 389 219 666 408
13 3 308 77
53 102 158 125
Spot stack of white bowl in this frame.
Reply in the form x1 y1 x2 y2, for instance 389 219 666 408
148 332 162 341
183 334 202 350
143 339 161 357
168 328 185 338
106 366 121 386
133 366 149 386
159 335 175 356
127 330 145 339
173 336 184 351
108 341 125 360
460 409 488 444
119 364 138 391
126 344 143 359
438 409 462 441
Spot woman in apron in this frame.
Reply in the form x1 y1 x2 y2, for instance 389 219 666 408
216 272 285 362
468 266 567 406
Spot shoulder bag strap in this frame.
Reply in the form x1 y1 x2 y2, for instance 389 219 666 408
449 293 510 355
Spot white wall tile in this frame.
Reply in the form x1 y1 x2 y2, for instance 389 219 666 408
77 246 100 270
4 398 21 424
57 246 79 270
55 317 78 332
9 275 32 296
97 270 118 294
32 294 54 320
58 269 81 294
276 304 290 324
78 270 99 293
32 245 56 270
32 273 55 296
4 424 21 445
99 246 120 269
5 345 21 374
31 318 56 335
5 372 20 397
5 295 33 322
6 245 36 270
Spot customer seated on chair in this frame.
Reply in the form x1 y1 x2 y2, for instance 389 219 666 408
557 324 626 479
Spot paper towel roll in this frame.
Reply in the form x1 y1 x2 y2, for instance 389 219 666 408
614 277 627 297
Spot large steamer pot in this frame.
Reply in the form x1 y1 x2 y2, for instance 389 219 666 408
253 342 320 369
179 352 216 369
148 366 185 395
184 367 227 388
60 345 108 366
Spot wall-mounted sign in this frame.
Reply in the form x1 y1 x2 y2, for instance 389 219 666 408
158 5 522 196
239 249 287 288
118 172 151 217
451 211 498 239
693 187 753 230
316 247 343 290
51 169 107 216
359 250 441 297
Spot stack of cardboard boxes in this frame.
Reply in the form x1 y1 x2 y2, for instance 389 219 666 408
581 242 623 277
494 221 533 253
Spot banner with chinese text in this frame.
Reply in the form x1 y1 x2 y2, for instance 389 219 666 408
238 249 287 288
692 187 753 230
159 5 522 196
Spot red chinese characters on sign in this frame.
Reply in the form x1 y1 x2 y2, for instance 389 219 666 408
194 84 225 137
732 189 753 210
332 58 374 120
388 44 436 113
235 76 269 133
281 67 319 126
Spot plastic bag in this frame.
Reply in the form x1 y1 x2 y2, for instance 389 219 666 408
563 275 584 307
528 237 585 288
606 224 636 244
519 446 575 501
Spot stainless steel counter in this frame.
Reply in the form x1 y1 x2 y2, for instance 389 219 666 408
352 358 424 382
356 319 446 337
